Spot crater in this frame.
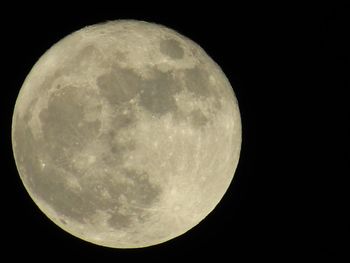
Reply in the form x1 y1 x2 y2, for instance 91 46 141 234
183 66 223 110
189 109 209 127
13 115 90 222
99 112 137 167
96 65 141 106
123 169 161 207
21 162 161 227
112 109 136 130
184 66 212 97
13 120 46 186
60 218 67 225
138 70 180 116
106 169 162 229
108 211 132 229
72 45 96 67
13 84 157 226
97 65 182 117
39 85 101 166
14 121 100 223
20 97 38 123
28 164 96 223
110 139 136 159
83 96 102 122
159 39 184 59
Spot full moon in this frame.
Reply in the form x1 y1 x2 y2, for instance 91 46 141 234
12 20 241 248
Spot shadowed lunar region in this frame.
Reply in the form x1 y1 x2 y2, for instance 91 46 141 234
12 20 242 248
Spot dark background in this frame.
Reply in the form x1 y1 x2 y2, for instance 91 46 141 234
1 3 348 261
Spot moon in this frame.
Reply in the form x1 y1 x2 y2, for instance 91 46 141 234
12 20 242 248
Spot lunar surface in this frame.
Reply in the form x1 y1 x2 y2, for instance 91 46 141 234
12 20 241 248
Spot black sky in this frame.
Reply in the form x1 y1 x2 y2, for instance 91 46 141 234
1 3 348 261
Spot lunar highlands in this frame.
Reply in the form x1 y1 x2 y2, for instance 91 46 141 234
12 20 241 248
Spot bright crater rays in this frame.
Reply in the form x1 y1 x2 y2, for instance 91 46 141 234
12 20 241 248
